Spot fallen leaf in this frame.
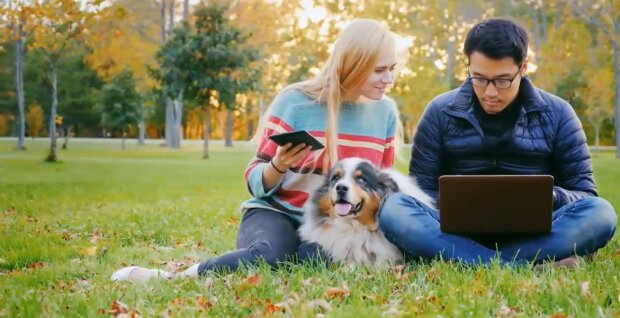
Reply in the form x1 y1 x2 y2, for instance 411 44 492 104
195 295 213 311
28 261 44 269
325 284 350 299
227 216 239 226
302 277 315 287
549 313 568 318
89 228 102 244
497 305 516 317
581 281 591 300
244 273 261 287
263 298 287 315
80 246 98 256
108 300 129 316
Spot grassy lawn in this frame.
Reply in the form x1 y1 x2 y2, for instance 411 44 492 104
1 139 619 317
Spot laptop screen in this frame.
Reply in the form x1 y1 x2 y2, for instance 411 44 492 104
439 175 554 234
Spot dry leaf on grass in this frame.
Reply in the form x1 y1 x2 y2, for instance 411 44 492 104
80 246 98 256
549 313 568 318
28 261 44 269
195 295 213 311
89 228 102 244
325 283 350 299
581 281 591 300
244 273 261 286
497 305 516 317
263 299 288 315
108 300 141 318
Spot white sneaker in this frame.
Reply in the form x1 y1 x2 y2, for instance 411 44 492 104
110 266 174 282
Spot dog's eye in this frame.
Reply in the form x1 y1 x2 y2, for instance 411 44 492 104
357 176 366 184
331 175 340 182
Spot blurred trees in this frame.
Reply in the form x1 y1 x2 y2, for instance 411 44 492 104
98 69 142 150
0 0 617 155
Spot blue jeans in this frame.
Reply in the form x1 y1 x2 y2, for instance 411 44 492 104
378 193 617 265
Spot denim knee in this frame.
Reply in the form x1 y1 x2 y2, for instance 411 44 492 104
378 193 429 240
586 197 617 243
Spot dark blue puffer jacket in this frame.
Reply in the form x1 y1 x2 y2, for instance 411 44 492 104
410 77 597 210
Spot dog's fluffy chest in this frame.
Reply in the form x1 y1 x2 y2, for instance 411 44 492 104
301 218 402 266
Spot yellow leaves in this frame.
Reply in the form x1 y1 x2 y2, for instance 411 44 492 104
80 246 98 256
325 283 350 299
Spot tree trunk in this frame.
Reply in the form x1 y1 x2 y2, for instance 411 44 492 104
532 5 541 57
160 0 166 43
138 120 146 145
555 1 563 30
62 126 70 149
173 94 183 148
594 122 600 152
203 106 211 159
47 63 58 162
246 102 254 139
15 28 26 150
183 0 189 20
225 108 233 147
165 97 175 147
122 129 126 150
613 20 620 158
168 0 175 30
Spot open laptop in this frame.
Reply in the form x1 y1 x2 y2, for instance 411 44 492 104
439 175 554 234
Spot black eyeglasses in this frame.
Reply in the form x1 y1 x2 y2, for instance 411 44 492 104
467 64 522 89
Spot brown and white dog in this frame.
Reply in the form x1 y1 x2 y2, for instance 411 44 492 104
299 157 434 266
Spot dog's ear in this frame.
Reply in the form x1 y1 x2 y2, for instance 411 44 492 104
377 171 400 196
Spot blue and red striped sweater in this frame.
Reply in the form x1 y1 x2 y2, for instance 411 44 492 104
241 89 399 222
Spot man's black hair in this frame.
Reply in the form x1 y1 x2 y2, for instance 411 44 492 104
464 18 529 65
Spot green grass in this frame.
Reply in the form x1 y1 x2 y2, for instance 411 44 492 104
1 139 619 317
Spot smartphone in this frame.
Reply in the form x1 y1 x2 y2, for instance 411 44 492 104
268 130 325 150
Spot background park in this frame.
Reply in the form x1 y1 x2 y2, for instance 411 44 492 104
1 0 619 317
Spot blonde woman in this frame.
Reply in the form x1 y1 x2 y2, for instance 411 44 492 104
112 18 405 282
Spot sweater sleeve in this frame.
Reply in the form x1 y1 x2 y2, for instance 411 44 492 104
380 101 398 169
244 91 297 198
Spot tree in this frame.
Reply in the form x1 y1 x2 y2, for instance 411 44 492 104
569 0 620 158
28 0 102 162
0 0 36 150
155 4 259 158
98 69 142 149
83 0 161 145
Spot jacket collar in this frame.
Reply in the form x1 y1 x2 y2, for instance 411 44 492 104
447 76 547 115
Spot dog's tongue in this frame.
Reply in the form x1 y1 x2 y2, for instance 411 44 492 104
334 203 352 216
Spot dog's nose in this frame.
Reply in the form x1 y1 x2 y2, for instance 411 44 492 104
336 184 349 196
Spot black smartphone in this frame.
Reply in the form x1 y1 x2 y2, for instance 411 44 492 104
268 130 325 150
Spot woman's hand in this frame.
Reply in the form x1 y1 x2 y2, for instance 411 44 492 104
272 143 313 172
262 142 313 191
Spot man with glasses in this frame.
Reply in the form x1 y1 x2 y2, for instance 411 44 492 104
378 18 616 269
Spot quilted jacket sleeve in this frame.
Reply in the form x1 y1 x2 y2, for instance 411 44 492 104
551 99 597 209
409 101 443 200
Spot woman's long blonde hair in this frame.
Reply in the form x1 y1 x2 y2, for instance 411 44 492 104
256 19 404 172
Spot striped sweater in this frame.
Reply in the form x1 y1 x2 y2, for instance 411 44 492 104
241 89 399 222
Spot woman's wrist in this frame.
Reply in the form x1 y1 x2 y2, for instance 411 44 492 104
270 159 287 174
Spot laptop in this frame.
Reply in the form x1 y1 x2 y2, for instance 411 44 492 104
439 175 554 234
